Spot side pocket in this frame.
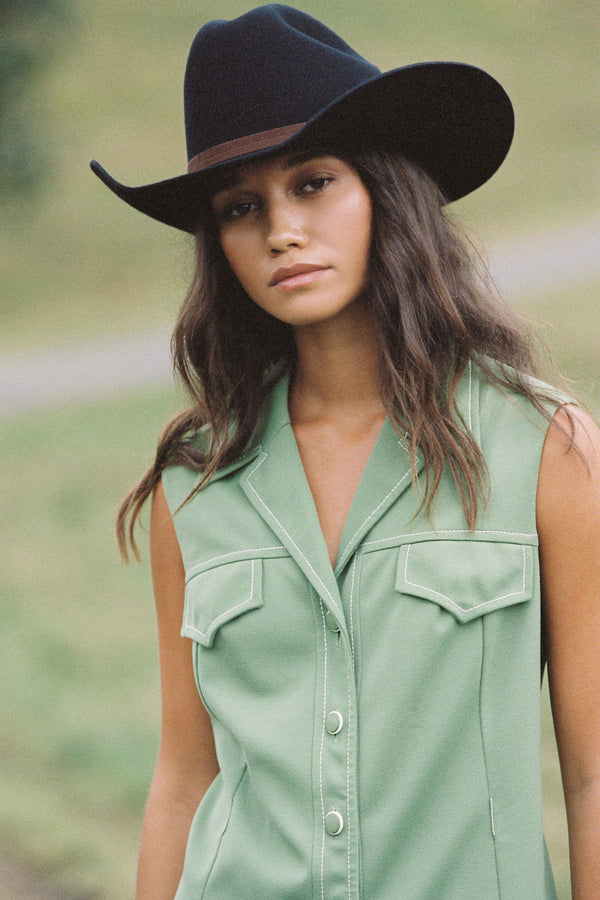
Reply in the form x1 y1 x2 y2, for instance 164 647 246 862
174 765 248 900
202 764 248 896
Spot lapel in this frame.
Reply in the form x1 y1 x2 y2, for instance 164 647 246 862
240 373 344 618
334 359 476 572
334 420 419 575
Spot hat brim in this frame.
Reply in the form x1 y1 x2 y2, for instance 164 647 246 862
91 62 514 233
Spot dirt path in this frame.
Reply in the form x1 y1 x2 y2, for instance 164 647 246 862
486 214 600 297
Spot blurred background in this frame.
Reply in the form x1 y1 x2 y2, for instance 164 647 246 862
0 1 598 896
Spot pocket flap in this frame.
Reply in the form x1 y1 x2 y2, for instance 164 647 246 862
396 540 534 623
182 559 263 646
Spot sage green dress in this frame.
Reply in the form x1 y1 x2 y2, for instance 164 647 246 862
163 361 561 899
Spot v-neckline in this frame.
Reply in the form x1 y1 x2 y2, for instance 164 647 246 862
291 408 388 570
240 364 472 603
240 373 417 612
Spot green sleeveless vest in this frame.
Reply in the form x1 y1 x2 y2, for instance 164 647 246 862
163 362 560 900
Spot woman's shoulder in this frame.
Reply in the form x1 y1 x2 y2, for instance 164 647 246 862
467 359 584 483
473 357 576 420
539 403 600 484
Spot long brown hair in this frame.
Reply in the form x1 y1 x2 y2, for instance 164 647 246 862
117 148 567 559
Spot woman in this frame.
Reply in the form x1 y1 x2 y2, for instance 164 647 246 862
92 6 600 899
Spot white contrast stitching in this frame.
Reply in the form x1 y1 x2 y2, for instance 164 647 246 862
363 529 537 548
184 559 257 641
338 467 412 562
349 554 357 670
397 431 410 454
403 544 528 613
187 546 286 578
489 797 496 837
345 630 352 900
246 452 341 614
318 600 327 900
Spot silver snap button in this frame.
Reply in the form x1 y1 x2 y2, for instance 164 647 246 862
325 710 344 735
325 810 344 836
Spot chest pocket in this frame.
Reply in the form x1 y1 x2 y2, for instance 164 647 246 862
396 540 534 623
182 559 263 647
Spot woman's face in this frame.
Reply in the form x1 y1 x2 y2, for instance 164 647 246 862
210 152 372 328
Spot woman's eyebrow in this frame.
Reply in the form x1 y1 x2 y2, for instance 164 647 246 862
210 150 329 199
209 171 246 196
207 162 259 196
283 150 328 168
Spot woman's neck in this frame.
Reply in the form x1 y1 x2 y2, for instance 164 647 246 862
289 300 385 426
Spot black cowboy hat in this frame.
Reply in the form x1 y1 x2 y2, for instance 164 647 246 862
90 4 514 234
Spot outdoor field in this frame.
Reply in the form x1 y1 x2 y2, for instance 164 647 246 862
1 1 598 897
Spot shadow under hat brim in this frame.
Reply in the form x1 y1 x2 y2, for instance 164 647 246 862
90 61 514 234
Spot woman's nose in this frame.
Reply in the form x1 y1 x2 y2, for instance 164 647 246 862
265 201 306 255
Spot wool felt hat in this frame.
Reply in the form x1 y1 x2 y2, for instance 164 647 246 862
90 4 514 234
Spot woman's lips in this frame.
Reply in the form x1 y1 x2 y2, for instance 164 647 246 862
269 264 329 289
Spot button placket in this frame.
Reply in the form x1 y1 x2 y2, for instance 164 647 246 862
318 593 357 897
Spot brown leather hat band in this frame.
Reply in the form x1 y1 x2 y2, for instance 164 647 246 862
187 122 306 173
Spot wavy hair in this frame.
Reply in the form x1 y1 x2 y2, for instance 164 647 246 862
117 148 568 559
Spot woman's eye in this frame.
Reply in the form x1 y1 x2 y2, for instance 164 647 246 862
300 176 332 194
215 199 259 222
225 200 258 220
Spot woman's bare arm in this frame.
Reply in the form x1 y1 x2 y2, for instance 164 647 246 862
537 405 600 900
136 479 219 900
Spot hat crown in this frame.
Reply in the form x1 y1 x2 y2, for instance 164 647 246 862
183 4 379 161
91 5 514 232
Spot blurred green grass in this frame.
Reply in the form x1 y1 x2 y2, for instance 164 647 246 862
0 387 178 897
1 0 598 896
